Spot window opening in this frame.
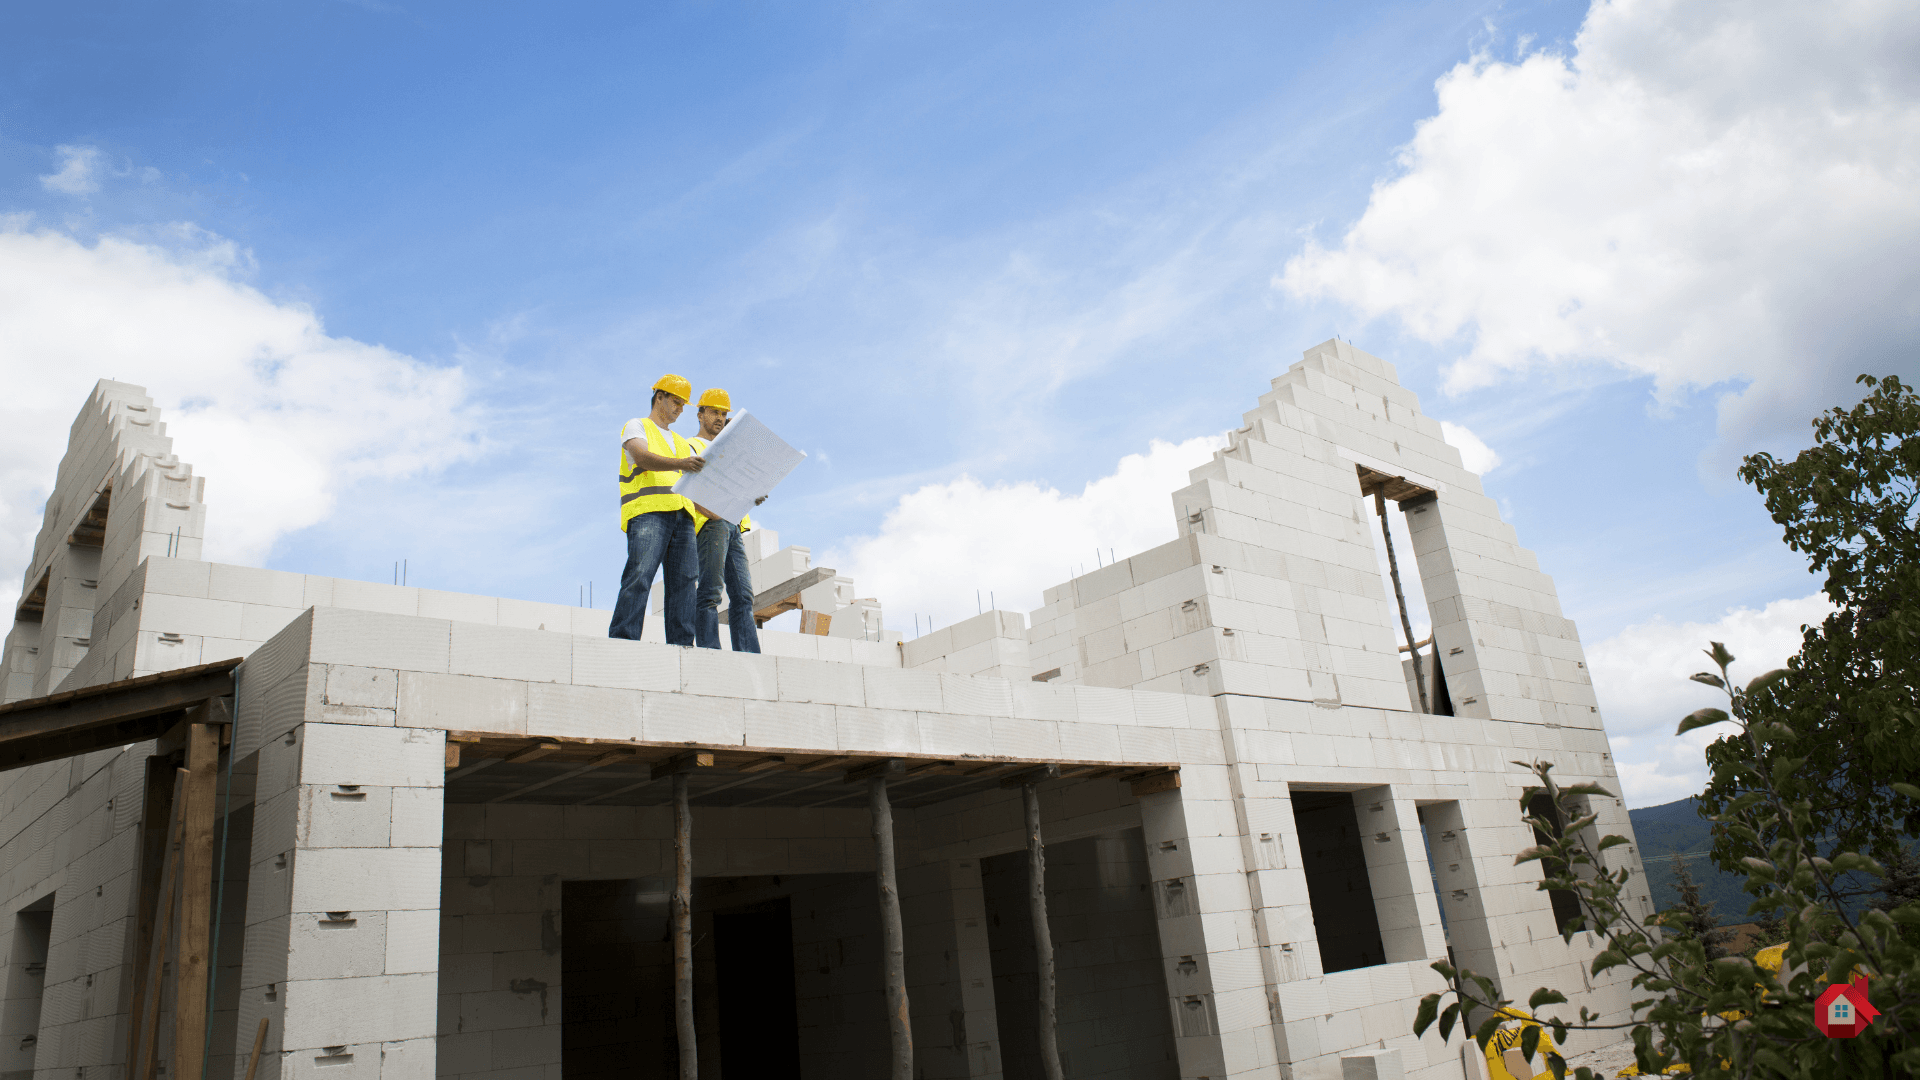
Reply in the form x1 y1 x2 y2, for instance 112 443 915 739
1 895 54 1080
1356 467 1441 714
1292 792 1387 974
1526 795 1583 933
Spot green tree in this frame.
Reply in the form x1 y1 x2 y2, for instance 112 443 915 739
1412 375 1920 1078
1659 855 1734 961
1713 375 1920 865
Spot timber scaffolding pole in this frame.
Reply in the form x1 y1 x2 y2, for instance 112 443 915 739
1009 765 1065 1080
1374 491 1431 714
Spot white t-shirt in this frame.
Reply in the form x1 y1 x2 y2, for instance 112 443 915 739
620 417 686 468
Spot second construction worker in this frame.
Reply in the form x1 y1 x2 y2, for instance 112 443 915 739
610 374 705 645
688 387 762 653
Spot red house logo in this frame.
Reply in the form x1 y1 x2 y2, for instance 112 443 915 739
1815 976 1880 1038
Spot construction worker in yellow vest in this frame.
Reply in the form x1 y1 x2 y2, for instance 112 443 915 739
686 388 764 653
610 375 706 645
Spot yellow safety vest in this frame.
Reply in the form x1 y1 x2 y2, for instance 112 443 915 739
619 419 694 531
687 437 751 534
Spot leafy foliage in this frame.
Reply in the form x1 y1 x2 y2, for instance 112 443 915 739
1413 375 1920 1078
1714 375 1920 862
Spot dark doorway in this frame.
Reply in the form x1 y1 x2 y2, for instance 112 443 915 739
714 900 802 1078
562 878 674 1080
1293 791 1386 974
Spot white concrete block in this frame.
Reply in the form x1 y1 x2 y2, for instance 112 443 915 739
301 725 446 788
938 674 1013 718
743 700 836 750
289 848 441 913
384 909 440 975
683 648 777 700
309 609 449 673
571 635 678 691
775 657 865 706
279 972 437 1048
643 692 744 745
526 682 643 741
325 666 398 710
863 667 943 711
396 672 527 735
450 623 571 683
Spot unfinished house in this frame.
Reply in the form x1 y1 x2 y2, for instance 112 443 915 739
0 339 1651 1080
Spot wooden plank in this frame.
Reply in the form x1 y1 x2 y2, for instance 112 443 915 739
843 758 904 784
1129 770 1182 797
502 742 563 764
798 610 832 636
1025 782 1064 1080
0 667 237 773
1375 491 1430 714
172 706 224 1080
870 775 912 1078
487 749 636 803
242 1018 270 1080
998 764 1060 788
137 768 191 1080
749 566 837 626
127 765 185 1080
672 773 696 1080
651 750 716 780
445 743 461 770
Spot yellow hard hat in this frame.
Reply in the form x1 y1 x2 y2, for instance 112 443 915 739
698 388 731 411
651 374 692 403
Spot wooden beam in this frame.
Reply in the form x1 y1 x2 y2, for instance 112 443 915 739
651 750 715 781
869 775 912 1078
999 764 1061 788
1375 490 1431 714
736 755 787 773
502 741 564 764
0 661 239 772
445 743 461 770
129 766 187 1080
672 772 696 1080
844 758 905 784
487 749 637 803
1129 769 1182 797
750 566 837 627
1025 781 1064 1080
792 755 854 773
172 703 224 1080
242 1018 270 1080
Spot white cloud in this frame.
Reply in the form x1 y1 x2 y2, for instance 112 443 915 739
1585 591 1831 807
40 146 103 195
821 435 1227 630
1439 420 1500 475
1279 0 1920 444
0 225 483 610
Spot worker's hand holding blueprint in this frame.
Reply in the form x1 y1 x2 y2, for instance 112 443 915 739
674 412 806 524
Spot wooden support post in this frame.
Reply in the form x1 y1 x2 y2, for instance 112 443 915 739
125 756 180 1073
1024 782 1064 1080
869 775 912 1079
672 772 696 1080
172 704 224 1080
137 768 191 1080
241 1018 270 1080
1375 491 1431 713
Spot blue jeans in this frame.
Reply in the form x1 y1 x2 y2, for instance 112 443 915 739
610 510 698 646
695 519 761 653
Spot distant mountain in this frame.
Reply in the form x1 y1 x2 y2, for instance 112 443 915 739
1626 797 1897 925
1628 798 1753 921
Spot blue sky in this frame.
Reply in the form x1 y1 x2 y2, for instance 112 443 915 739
4 0 1915 805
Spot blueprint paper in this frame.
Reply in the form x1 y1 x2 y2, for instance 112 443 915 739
674 411 806 524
